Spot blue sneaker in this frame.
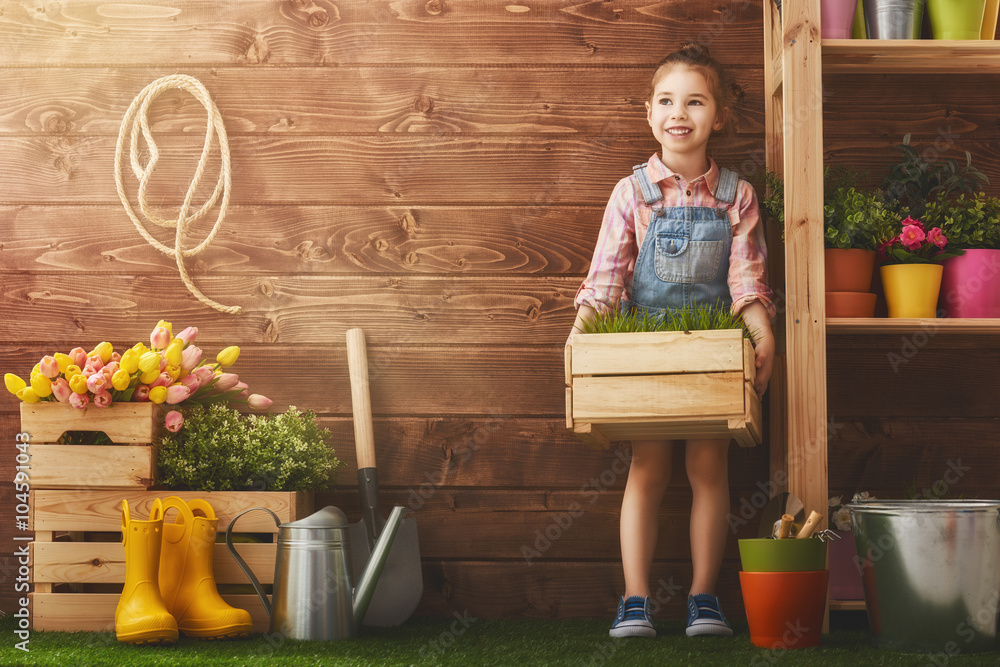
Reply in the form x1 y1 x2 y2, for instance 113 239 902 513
685 593 733 636
609 595 656 638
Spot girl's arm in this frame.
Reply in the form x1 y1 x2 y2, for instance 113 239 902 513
567 304 598 347
740 301 774 397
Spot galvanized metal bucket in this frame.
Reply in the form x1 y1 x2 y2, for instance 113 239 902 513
849 500 1000 653
862 0 925 38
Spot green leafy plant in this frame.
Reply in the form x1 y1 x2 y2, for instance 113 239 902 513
823 186 895 251
923 191 1000 250
762 166 865 240
158 404 342 492
881 133 989 220
578 301 755 339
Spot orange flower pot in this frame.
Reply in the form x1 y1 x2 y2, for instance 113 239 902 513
880 263 944 318
825 248 875 293
739 570 828 649
826 291 877 318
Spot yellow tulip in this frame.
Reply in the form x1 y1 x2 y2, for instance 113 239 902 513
65 364 82 378
4 373 27 395
89 341 113 364
120 349 140 374
140 367 160 385
139 351 161 374
131 342 149 356
216 346 240 368
30 374 53 398
54 352 74 373
32 363 41 376
112 369 131 391
156 320 173 336
15 387 40 404
68 374 89 394
148 386 167 404
165 364 181 381
165 340 184 367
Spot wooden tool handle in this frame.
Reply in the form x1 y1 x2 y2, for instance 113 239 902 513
778 513 794 539
796 510 823 539
346 328 377 470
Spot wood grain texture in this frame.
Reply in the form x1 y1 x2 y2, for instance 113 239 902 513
0 67 765 136
0 275 580 345
0 135 765 205
0 0 763 67
0 205 602 275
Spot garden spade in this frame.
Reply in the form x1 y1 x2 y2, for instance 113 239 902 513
757 491 806 538
345 328 423 626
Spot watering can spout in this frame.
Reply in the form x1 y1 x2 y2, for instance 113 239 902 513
353 505 406 625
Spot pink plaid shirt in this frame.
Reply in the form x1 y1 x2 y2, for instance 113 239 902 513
575 154 775 318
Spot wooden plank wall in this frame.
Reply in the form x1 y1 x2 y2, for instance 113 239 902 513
2 0 998 623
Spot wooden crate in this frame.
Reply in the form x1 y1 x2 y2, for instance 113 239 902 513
20 402 164 490
565 329 762 449
28 490 313 632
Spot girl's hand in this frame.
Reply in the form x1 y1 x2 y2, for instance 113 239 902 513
738 301 775 397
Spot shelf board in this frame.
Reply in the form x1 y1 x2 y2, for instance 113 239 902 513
827 318 1000 334
829 599 866 612
823 40 1000 73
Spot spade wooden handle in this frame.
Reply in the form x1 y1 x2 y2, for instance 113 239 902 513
778 513 794 539
346 328 377 470
797 510 823 539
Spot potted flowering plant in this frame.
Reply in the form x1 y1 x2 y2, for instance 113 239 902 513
828 492 875 600
877 217 965 318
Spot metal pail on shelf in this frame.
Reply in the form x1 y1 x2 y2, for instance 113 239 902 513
849 500 1000 653
862 0 925 38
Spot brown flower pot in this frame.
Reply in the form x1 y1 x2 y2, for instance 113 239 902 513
825 248 876 293
826 291 877 318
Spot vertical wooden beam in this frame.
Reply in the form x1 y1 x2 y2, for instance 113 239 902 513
781 0 828 530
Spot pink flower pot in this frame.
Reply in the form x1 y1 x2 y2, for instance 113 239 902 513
828 529 865 600
939 249 1000 318
822 0 859 38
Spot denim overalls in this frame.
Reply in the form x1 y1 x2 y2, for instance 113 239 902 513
621 163 738 315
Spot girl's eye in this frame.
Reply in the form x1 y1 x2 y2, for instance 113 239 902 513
689 100 703 106
659 98 671 105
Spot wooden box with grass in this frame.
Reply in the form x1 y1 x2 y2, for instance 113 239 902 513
566 328 762 449
20 402 164 490
28 490 313 632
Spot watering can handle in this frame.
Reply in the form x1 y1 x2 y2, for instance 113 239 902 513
225 507 281 617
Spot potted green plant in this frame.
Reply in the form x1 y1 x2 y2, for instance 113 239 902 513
878 216 965 318
924 192 1000 318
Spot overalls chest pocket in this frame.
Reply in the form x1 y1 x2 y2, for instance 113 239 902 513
653 232 724 284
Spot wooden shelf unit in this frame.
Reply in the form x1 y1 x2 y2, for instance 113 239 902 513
762 1 1000 618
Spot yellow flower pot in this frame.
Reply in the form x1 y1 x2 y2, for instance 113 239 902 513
880 264 944 318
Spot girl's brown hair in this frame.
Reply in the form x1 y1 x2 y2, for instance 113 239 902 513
648 44 729 116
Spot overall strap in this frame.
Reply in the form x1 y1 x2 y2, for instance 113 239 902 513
713 167 739 206
631 163 663 206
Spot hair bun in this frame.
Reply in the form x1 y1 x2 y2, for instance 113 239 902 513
676 43 712 62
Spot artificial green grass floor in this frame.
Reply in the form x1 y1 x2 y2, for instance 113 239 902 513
1 614 998 667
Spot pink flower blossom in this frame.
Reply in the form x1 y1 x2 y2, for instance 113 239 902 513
150 326 171 350
165 384 191 404
69 347 88 368
150 372 172 389
900 224 926 251
234 381 249 397
39 356 60 379
86 354 104 372
133 385 150 402
165 410 184 433
51 377 72 402
214 373 240 392
69 392 89 409
927 227 947 249
174 327 198 345
180 373 201 391
191 366 215 385
86 373 107 394
247 394 273 411
901 216 925 232
180 345 202 370
92 389 112 408
111 352 122 363
103 361 119 377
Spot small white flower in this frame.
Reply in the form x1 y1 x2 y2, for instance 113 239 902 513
833 506 853 531
829 495 843 508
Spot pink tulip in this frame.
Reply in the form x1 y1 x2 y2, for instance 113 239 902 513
69 392 89 409
191 366 215 385
82 365 97 378
233 381 249 397
165 410 184 433
86 373 107 394
93 389 112 408
180 373 201 391
175 327 198 345
39 356 60 379
86 354 104 372
150 326 170 349
111 352 122 363
159 355 168 371
165 384 191 404
900 224 926 251
214 373 240 392
150 372 172 389
103 361 120 377
927 227 947 249
133 385 150 402
181 345 203 370
247 394 273 411
69 347 88 368
51 377 72 402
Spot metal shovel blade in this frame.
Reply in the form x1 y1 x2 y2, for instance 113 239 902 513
346 328 424 626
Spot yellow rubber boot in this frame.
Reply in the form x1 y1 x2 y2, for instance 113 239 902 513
159 496 253 639
115 498 178 644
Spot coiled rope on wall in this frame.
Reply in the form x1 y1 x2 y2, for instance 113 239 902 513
114 74 241 315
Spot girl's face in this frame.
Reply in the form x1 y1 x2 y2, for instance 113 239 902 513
645 66 727 164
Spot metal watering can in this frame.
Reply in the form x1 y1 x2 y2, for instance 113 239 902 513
226 504 405 640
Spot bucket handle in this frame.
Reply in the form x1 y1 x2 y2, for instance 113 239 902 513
225 507 281 617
